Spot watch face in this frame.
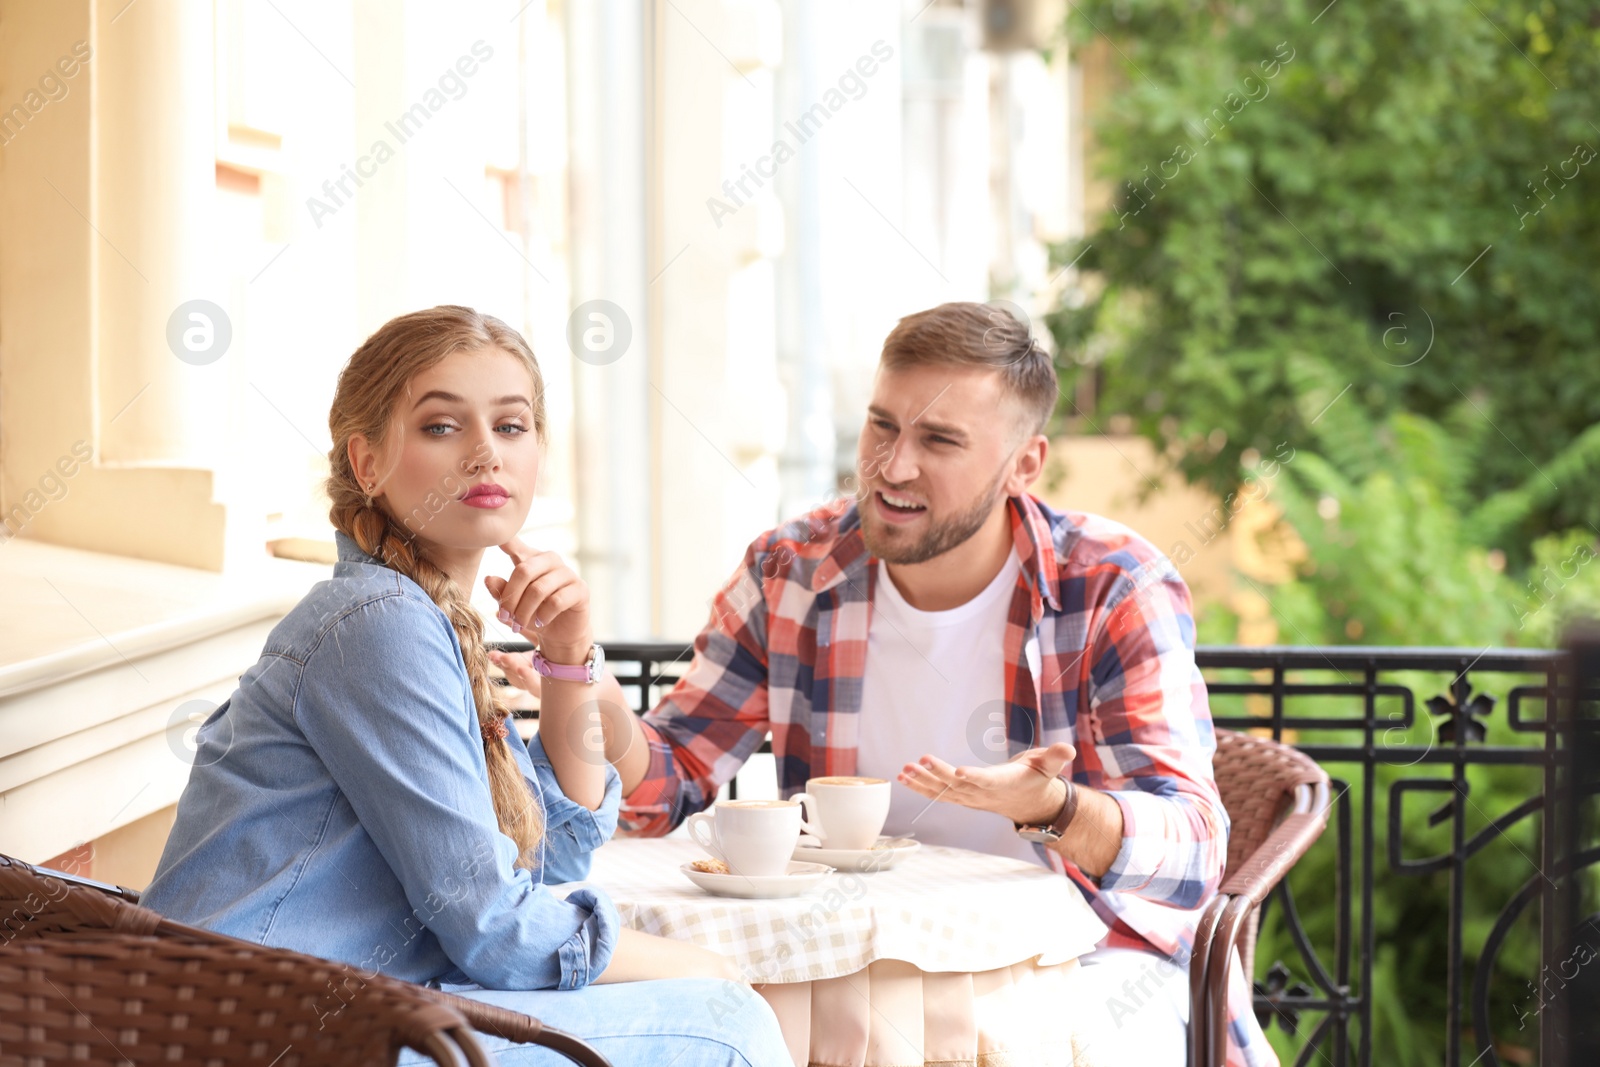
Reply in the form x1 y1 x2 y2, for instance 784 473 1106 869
590 642 605 681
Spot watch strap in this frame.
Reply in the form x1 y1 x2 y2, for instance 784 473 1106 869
1049 777 1080 836
1015 775 1078 841
529 645 596 683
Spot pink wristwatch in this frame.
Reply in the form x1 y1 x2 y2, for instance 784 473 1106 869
528 643 604 685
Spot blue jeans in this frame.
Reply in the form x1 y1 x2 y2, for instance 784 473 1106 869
396 978 793 1067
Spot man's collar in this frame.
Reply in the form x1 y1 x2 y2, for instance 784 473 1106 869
811 503 868 593
813 494 1061 613
1009 493 1062 614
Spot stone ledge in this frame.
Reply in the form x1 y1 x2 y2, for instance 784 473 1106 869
0 537 329 699
0 539 328 862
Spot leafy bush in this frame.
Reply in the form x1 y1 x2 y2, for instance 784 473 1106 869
1042 2 1600 1057
1047 0 1600 566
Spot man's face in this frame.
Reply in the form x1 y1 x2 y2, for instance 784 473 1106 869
856 363 1026 565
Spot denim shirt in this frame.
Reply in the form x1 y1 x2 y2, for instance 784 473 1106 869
142 530 621 991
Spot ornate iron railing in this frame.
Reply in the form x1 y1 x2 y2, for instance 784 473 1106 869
500 640 1600 1067
1192 646 1595 1067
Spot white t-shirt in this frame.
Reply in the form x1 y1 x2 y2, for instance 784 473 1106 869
855 549 1046 867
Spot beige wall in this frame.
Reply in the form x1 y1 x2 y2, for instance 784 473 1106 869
1039 434 1234 608
38 805 175 892
1042 433 1299 647
0 0 234 570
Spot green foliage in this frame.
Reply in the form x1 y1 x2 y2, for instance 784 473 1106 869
1515 529 1600 645
1260 412 1521 647
1046 0 1600 562
1045 4 1600 1056
1195 428 1600 1062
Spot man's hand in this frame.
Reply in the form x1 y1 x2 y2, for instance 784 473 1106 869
897 741 1076 826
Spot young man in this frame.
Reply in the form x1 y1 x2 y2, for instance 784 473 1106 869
507 302 1271 1065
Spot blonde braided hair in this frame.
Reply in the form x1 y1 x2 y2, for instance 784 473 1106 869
325 305 546 869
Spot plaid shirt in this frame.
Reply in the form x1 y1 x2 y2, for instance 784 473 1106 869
620 493 1274 1067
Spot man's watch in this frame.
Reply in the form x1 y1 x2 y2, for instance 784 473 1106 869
528 642 604 685
1014 776 1079 844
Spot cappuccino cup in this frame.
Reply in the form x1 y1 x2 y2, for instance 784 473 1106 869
792 776 891 851
686 799 821 877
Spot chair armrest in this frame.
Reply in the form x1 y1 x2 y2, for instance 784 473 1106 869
1190 778 1331 1064
1187 891 1231 1066
1216 783 1331 905
419 988 615 1067
1204 896 1260 1065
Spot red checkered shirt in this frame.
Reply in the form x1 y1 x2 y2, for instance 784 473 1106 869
620 493 1274 1067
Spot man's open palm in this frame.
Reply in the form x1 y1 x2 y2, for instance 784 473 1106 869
898 741 1076 826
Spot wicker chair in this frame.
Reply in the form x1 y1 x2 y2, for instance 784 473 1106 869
1187 728 1332 1066
0 852 612 1067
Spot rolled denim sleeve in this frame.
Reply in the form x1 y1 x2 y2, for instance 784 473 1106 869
523 731 620 884
552 887 621 990
293 594 618 990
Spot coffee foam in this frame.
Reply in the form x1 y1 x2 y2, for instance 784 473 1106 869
808 776 887 786
718 800 795 809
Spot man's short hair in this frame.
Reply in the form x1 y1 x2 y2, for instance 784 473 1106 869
878 302 1058 436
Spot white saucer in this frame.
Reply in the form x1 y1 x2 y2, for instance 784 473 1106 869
679 860 835 899
792 836 920 871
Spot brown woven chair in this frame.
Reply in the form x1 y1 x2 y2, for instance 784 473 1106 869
1187 728 1331 1066
0 853 612 1067
0 931 489 1066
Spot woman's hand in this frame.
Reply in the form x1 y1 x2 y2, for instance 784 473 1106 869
897 741 1077 826
483 535 604 807
594 928 747 985
487 645 543 700
484 536 592 663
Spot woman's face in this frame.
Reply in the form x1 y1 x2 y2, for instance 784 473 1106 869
352 346 541 556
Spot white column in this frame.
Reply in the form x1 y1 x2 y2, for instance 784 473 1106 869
566 0 655 639
94 0 225 467
653 0 786 640
774 0 836 519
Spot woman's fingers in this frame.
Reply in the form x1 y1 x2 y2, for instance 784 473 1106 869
507 569 566 628
532 582 586 630
496 554 553 626
488 649 543 697
485 542 593 648
511 572 589 637
499 535 535 566
487 549 565 631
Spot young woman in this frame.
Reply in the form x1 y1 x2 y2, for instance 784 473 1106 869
142 306 791 1066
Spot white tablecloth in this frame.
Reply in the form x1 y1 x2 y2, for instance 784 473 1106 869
555 836 1108 986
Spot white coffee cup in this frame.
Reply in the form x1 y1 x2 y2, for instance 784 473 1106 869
686 799 822 877
792 776 892 851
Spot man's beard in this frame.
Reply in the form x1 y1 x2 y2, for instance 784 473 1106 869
861 466 1010 565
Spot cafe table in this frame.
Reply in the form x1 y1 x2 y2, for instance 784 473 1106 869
552 835 1110 1067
